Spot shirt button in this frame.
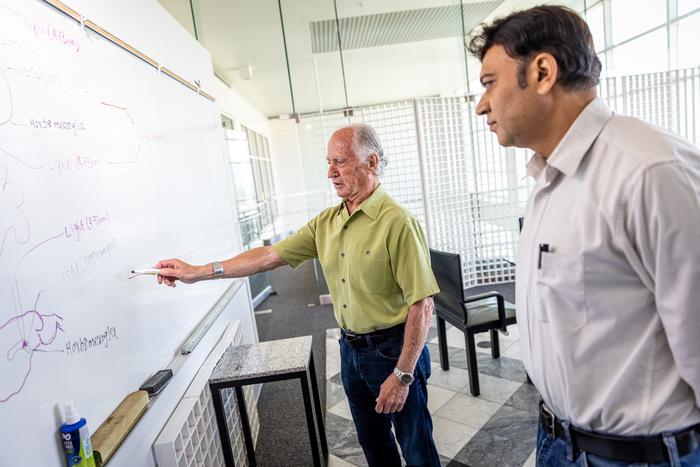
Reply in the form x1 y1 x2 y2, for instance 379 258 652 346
343 304 347 308
343 226 348 230
341 278 345 283
341 252 345 257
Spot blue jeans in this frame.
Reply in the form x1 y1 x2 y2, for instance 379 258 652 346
536 418 700 467
339 331 440 467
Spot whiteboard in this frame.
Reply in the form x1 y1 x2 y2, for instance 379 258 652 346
0 1 242 464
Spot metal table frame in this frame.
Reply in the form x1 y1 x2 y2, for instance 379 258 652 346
209 351 328 467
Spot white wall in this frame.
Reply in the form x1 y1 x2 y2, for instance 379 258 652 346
269 118 306 196
212 76 270 137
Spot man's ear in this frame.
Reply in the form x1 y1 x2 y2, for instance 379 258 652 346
367 153 379 173
529 52 557 95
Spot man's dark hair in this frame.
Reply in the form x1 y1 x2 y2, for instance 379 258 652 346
467 5 601 91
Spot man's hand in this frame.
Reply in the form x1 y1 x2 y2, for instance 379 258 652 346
154 258 206 287
375 373 410 414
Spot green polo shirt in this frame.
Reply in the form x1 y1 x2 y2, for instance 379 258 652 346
272 185 439 333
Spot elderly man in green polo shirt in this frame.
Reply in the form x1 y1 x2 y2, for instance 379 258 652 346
154 123 441 467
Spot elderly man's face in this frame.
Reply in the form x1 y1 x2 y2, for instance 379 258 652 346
326 129 375 202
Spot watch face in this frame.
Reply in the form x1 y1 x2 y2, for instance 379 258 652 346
400 373 413 385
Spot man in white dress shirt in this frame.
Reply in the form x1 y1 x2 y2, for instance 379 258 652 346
468 5 700 466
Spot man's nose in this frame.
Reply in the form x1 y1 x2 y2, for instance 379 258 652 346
476 95 489 116
327 165 336 178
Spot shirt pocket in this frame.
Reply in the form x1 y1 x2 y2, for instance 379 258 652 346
536 252 588 334
348 245 393 294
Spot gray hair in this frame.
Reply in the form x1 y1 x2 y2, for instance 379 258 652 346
346 123 388 177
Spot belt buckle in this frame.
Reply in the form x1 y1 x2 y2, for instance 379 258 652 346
344 330 362 346
540 401 557 437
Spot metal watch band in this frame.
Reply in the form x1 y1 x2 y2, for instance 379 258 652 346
393 366 414 385
212 261 224 277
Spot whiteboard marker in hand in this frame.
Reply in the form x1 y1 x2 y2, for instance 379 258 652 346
130 268 162 278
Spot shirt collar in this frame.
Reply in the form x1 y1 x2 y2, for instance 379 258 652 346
338 184 386 221
527 97 613 180
547 97 613 177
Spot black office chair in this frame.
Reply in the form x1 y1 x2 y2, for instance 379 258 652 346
429 248 517 397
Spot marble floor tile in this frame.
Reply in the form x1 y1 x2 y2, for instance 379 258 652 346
326 338 339 356
328 397 353 421
434 393 501 430
329 371 343 387
429 362 470 392
427 326 438 342
452 430 534 467
522 447 537 467
427 384 458 414
427 342 448 365
445 460 470 467
326 413 368 467
326 380 348 409
328 454 358 467
477 404 538 446
500 323 521 342
444 346 494 370
505 381 540 414
445 327 468 349
473 331 492 344
459 372 521 406
479 356 528 383
475 336 516 355
503 341 523 360
431 415 478 458
326 351 341 378
429 327 469 349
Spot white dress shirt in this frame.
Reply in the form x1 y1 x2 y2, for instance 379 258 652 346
516 97 700 435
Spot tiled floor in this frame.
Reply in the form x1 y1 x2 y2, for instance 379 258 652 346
324 318 540 467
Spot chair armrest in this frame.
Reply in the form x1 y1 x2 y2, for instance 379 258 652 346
462 291 502 303
462 292 507 332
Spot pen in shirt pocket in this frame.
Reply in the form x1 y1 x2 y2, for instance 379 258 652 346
538 243 550 269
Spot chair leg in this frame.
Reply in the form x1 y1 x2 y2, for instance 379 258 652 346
490 329 500 359
465 331 480 397
437 316 450 371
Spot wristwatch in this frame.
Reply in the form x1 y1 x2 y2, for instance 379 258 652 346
212 262 224 277
393 367 414 386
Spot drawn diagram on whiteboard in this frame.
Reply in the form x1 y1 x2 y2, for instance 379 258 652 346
0 310 64 403
0 164 66 403
0 160 120 402
100 101 166 165
0 47 140 406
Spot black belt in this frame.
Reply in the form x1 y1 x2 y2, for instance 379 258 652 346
342 323 404 348
539 401 700 463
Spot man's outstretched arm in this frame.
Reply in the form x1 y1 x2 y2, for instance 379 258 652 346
155 246 288 287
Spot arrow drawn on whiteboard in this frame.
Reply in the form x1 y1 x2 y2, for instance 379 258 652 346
0 166 30 256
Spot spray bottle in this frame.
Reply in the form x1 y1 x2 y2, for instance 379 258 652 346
60 401 96 467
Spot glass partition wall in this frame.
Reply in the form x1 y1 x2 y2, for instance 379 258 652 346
158 0 700 287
